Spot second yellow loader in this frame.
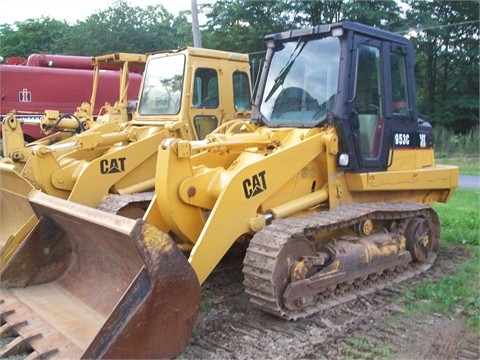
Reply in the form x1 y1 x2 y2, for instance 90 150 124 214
0 47 252 266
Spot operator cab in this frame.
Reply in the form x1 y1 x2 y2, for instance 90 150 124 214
136 48 252 140
252 22 432 173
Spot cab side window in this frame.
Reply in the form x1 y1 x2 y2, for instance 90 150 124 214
353 44 383 159
193 68 219 108
233 71 251 111
390 52 409 115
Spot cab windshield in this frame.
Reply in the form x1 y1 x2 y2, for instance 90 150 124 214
260 36 340 126
138 54 185 115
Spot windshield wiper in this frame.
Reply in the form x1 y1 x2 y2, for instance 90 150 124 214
264 39 308 102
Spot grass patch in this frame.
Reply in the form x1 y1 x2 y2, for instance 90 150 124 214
402 188 480 331
403 248 480 331
182 298 214 353
343 335 392 360
200 298 213 313
433 189 480 246
433 125 479 158
433 125 479 175
436 156 480 176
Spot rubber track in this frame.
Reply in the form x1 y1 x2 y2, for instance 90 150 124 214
242 202 440 320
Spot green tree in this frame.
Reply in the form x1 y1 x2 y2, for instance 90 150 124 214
171 11 195 49
200 0 405 52
201 0 294 53
0 17 71 58
405 0 479 132
290 0 343 26
341 0 404 31
64 0 179 55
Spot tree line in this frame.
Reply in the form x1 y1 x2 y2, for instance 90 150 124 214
1 0 478 133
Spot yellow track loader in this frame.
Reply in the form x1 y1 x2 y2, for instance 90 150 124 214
0 22 457 358
0 47 252 264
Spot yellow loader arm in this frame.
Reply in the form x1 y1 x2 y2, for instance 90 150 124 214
147 128 338 284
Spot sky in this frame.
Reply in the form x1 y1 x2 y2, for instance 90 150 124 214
0 0 212 25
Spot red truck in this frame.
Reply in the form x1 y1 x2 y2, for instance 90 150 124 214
0 54 142 142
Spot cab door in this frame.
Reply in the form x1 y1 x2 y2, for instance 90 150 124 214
348 34 420 172
188 61 252 140
189 65 223 140
348 35 391 171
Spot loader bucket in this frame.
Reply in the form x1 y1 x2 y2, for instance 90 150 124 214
0 190 200 359
0 163 36 258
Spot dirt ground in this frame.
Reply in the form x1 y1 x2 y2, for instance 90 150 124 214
0 243 477 360
182 243 479 360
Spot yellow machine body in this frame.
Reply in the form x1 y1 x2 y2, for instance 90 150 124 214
146 126 457 284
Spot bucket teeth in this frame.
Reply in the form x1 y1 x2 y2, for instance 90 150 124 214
0 307 42 358
0 191 201 359
0 317 27 338
0 290 79 359
0 333 41 357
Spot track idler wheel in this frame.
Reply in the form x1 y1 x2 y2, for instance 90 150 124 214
275 238 317 312
404 217 432 262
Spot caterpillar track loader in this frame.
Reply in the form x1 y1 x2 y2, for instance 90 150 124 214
0 22 458 358
0 47 252 265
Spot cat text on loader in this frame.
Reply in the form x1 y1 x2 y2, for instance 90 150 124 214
0 23 458 358
0 47 252 267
